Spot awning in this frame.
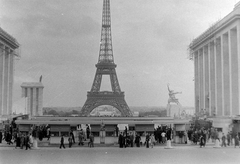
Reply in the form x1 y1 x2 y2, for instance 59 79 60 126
91 125 101 132
50 125 70 132
105 124 117 131
19 124 30 131
135 124 154 132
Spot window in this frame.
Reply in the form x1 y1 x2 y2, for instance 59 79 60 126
60 132 69 137
92 132 99 137
106 131 114 137
51 131 59 137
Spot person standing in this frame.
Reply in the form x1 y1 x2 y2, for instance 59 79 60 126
221 133 227 147
145 133 150 148
135 133 141 147
150 134 155 148
227 132 231 146
234 135 239 148
68 136 73 148
115 126 119 137
89 133 94 148
15 133 21 149
0 130 2 143
199 135 205 148
59 135 65 149
78 130 84 146
161 131 166 144
129 132 134 147
25 133 31 150
70 130 75 144
86 125 90 139
118 132 123 148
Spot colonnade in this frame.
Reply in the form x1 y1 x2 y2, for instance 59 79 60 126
194 24 240 117
21 83 44 116
0 43 15 116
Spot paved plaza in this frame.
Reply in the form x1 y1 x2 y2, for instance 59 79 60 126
0 144 240 164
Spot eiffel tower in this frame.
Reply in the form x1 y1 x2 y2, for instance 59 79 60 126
81 0 132 117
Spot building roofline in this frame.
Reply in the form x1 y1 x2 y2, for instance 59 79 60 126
0 27 20 49
189 5 240 50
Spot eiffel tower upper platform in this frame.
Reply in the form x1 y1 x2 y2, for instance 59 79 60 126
80 0 132 117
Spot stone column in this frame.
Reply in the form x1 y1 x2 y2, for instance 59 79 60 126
230 27 239 115
32 88 37 116
210 41 216 116
8 49 14 115
228 30 233 116
38 87 43 116
222 32 230 116
215 37 223 116
199 48 204 111
3 47 9 115
194 51 200 113
0 44 4 115
27 88 31 115
204 45 210 113
237 24 240 115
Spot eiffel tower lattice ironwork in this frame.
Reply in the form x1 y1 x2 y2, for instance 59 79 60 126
80 0 132 116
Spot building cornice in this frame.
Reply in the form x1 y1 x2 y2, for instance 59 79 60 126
0 27 20 49
189 7 240 50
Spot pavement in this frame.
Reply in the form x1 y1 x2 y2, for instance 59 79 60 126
1 141 240 164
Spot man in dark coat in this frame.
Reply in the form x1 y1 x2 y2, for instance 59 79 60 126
59 135 65 149
0 130 2 143
145 133 150 148
86 125 90 139
70 130 75 143
25 133 31 150
118 132 123 148
166 128 172 141
135 133 141 147
129 132 134 147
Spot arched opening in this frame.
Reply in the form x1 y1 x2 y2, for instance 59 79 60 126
90 105 121 116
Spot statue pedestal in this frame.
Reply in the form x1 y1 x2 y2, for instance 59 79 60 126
213 139 221 148
164 140 173 149
32 139 39 149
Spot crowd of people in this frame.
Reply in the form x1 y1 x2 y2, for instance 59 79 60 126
187 127 240 148
117 126 173 148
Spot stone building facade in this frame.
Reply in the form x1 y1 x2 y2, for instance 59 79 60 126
189 2 240 133
21 82 44 116
0 27 20 117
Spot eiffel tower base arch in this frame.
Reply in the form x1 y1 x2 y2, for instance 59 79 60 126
81 92 132 117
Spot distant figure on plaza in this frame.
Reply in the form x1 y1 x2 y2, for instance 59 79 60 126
59 135 65 149
78 129 84 146
234 135 239 148
221 133 227 147
166 127 172 141
150 134 155 148
0 130 2 143
199 135 205 148
89 133 94 148
68 136 73 148
167 84 182 105
115 125 119 137
118 132 124 148
129 132 134 147
124 126 128 136
25 133 31 150
86 125 90 139
145 133 150 148
135 133 141 147
70 130 75 143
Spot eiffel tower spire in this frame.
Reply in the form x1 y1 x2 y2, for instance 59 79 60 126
81 0 132 117
98 0 114 64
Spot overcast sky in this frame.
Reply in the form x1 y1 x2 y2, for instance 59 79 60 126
0 0 237 108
